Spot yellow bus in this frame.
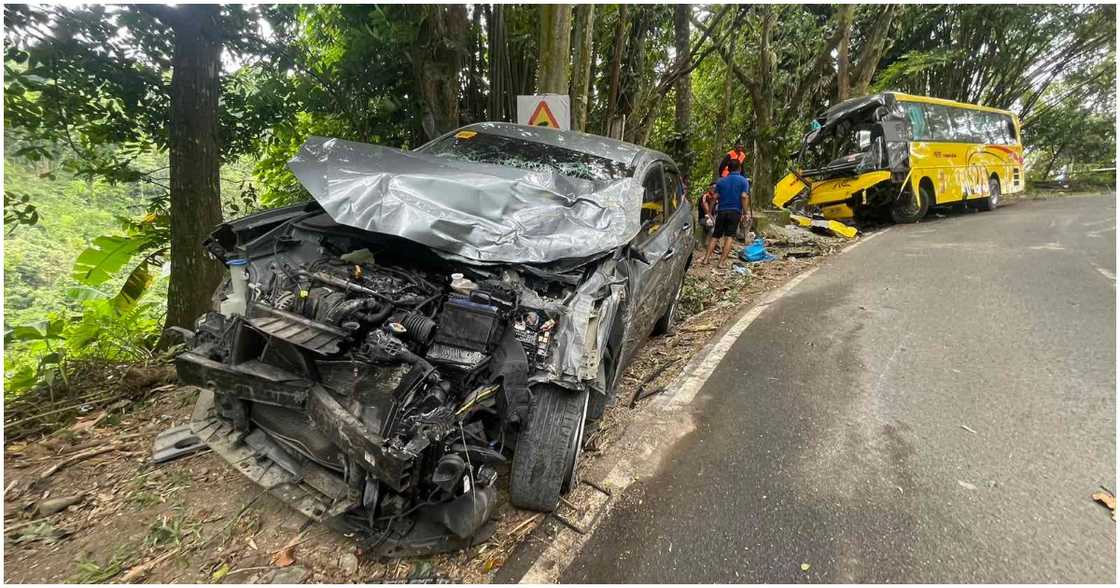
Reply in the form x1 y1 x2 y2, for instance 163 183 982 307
774 92 1024 224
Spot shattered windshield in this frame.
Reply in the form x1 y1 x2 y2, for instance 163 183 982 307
419 131 634 182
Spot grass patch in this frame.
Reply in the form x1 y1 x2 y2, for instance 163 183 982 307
144 507 202 550
70 546 137 583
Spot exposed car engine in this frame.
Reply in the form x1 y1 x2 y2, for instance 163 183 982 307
176 209 586 556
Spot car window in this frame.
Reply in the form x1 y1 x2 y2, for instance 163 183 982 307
418 131 634 181
662 165 683 215
639 164 666 241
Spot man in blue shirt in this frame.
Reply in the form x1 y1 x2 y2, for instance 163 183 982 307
703 159 750 268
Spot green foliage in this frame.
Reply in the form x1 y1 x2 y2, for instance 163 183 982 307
4 190 39 231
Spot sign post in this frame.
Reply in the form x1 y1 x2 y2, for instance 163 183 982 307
517 95 571 130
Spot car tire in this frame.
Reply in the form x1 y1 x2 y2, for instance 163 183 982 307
652 276 684 336
510 386 589 512
977 176 1000 211
890 182 931 224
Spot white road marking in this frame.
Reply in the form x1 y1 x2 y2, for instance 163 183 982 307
1094 266 1115 283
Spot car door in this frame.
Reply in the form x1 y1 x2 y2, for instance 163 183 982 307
660 164 694 290
623 162 676 349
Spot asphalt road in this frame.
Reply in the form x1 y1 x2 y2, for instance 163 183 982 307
561 195 1116 583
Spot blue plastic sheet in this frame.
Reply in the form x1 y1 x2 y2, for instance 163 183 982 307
741 238 776 263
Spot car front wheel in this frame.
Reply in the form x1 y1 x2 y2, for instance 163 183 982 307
510 386 589 511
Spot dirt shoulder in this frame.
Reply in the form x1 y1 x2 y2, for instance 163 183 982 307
3 227 847 584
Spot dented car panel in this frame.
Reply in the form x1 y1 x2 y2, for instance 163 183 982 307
175 124 693 556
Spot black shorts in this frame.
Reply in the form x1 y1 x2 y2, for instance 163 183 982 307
713 210 741 238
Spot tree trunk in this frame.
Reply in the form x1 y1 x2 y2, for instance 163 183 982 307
570 5 595 131
465 5 483 123
621 8 649 143
751 8 776 209
712 56 734 179
536 5 572 94
672 4 693 168
487 5 509 121
604 5 628 137
163 5 225 335
849 5 899 98
836 5 853 102
412 5 467 139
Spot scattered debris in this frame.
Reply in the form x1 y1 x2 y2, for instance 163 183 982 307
271 532 306 568
1092 488 1116 520
790 213 859 239
957 480 977 491
629 357 684 408
38 442 134 481
33 493 86 516
151 424 206 464
801 562 811 571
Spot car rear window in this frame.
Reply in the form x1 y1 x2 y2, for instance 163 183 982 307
418 131 633 181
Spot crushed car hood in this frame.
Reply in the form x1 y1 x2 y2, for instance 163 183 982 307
288 137 643 265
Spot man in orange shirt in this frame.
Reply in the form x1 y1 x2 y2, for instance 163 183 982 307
717 142 747 178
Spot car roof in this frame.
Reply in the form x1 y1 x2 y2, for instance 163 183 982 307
450 122 672 170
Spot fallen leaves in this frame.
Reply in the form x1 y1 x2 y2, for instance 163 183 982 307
270 532 306 568
1092 489 1116 520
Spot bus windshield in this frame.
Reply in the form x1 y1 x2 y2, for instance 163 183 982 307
799 106 888 179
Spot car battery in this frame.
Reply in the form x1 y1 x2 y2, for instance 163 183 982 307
432 294 504 352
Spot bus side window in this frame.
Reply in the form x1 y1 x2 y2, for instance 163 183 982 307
1002 115 1018 145
924 104 953 141
949 108 977 142
988 113 1007 145
906 104 930 140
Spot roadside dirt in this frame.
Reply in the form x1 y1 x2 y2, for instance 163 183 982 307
3 226 847 584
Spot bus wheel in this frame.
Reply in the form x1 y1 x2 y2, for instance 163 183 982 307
978 177 1000 211
890 182 930 224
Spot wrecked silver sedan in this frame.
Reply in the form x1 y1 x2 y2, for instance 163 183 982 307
175 123 694 556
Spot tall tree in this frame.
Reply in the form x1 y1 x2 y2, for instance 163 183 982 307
670 4 693 170
711 38 737 178
570 5 595 131
148 5 226 334
836 5 899 101
604 5 629 137
412 5 468 138
536 5 572 95
487 4 512 122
